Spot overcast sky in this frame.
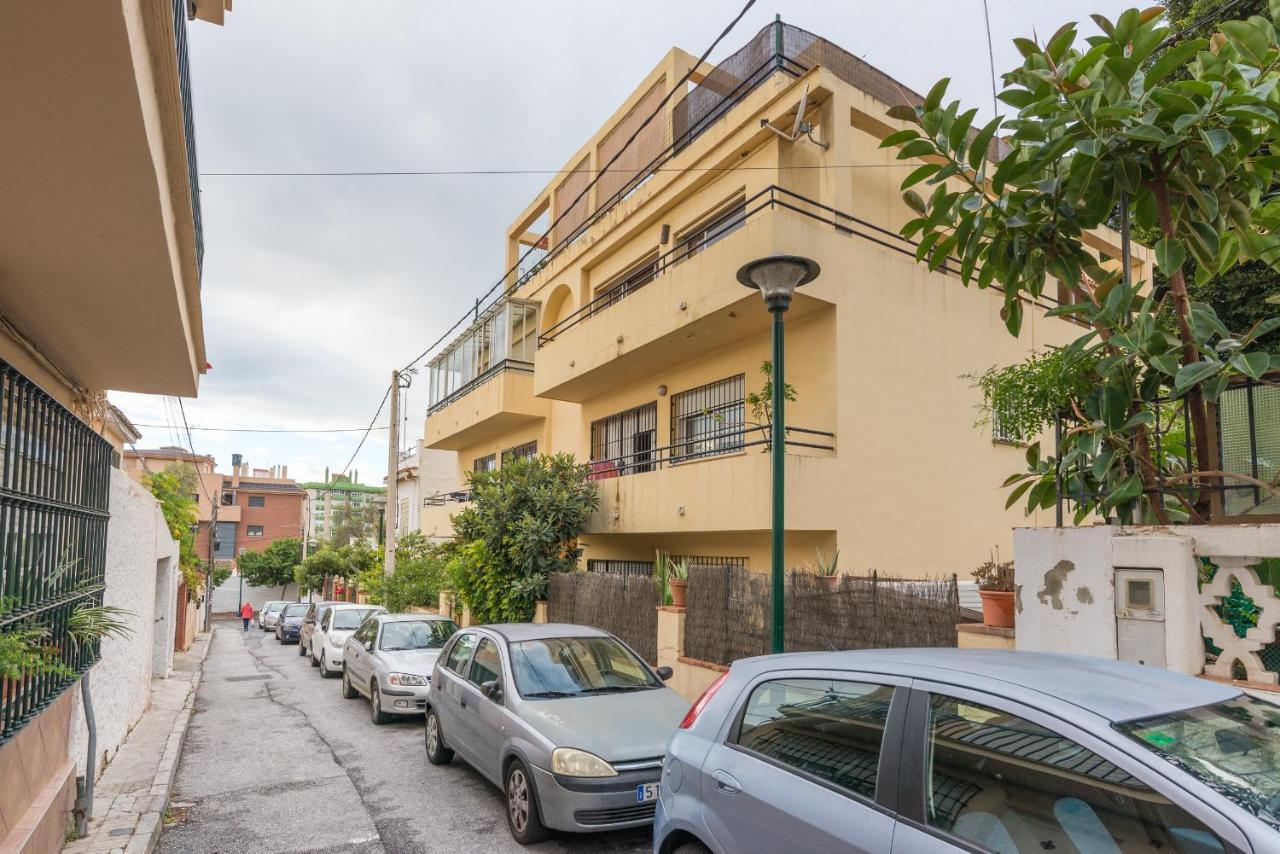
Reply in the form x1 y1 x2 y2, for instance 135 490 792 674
112 0 1136 486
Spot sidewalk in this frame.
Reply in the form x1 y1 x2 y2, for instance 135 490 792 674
62 633 211 854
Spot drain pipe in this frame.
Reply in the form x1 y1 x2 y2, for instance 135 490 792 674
73 672 97 836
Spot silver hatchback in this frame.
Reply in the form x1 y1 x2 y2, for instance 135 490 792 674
426 623 688 844
341 612 458 723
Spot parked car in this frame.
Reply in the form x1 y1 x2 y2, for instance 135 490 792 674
426 623 686 844
274 603 310 644
341 612 458 723
309 603 386 677
654 648 1280 854
298 600 341 658
258 600 287 631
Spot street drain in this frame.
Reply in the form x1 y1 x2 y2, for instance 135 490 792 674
224 674 273 682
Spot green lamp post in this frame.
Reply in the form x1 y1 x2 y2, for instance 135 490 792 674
737 254 820 654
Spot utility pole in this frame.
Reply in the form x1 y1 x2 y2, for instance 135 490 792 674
383 370 401 578
204 503 217 628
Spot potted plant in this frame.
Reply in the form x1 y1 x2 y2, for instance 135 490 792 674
810 548 840 592
973 552 1015 628
658 553 691 608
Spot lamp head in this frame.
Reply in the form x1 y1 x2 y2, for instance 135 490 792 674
736 254 820 311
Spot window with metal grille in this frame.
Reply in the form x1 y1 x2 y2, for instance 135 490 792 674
247 494 265 508
501 441 538 466
991 411 1021 445
588 559 656 578
675 195 746 263
669 555 748 570
671 375 745 462
247 525 264 537
473 454 496 474
593 252 659 314
590 402 657 478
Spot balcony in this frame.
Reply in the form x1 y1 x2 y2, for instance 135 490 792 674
420 491 470 540
587 426 838 535
0 1 208 396
425 299 547 450
533 186 864 402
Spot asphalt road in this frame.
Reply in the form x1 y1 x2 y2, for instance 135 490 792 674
158 622 651 854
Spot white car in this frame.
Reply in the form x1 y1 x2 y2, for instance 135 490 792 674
309 603 384 678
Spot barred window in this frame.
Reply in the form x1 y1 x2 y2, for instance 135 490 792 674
991 411 1020 445
501 441 538 465
473 454 496 473
671 375 745 462
594 251 659 314
590 402 657 478
675 195 746 263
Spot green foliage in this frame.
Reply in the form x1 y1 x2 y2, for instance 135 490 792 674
0 622 69 681
451 454 599 623
809 548 840 578
344 542 384 604
887 6 1280 523
145 465 203 600
326 500 382 547
972 348 1100 442
973 551 1016 592
67 605 134 649
237 538 302 595
296 548 343 595
382 532 452 613
744 361 797 432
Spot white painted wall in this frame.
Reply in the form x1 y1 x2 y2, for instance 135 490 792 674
211 572 299 615
1014 524 1280 679
69 469 181 777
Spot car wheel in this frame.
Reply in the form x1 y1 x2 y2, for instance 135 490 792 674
504 759 549 845
297 639 307 656
370 681 390 725
341 667 359 699
319 653 334 678
310 644 320 667
424 708 453 765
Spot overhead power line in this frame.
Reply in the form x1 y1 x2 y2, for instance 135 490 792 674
199 164 916 177
134 423 391 434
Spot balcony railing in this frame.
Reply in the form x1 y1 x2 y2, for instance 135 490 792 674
428 299 539 414
173 0 204 276
424 490 471 507
426 358 533 417
587 423 834 480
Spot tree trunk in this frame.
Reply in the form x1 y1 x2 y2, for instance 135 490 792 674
1150 171 1215 518
1132 422 1171 524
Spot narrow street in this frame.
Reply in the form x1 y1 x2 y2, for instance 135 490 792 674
159 622 650 854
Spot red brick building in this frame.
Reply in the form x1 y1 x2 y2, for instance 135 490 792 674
208 455 306 562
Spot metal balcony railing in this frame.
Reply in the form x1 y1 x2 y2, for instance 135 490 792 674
426 358 533 417
173 0 204 276
587 423 834 481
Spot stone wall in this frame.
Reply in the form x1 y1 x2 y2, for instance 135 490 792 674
1014 524 1280 681
68 469 180 779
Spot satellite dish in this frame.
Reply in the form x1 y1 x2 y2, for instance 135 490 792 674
791 85 810 140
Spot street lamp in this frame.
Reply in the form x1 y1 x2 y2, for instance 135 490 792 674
737 254 820 654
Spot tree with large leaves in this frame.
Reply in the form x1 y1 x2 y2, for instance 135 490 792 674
883 5 1280 523
237 537 302 599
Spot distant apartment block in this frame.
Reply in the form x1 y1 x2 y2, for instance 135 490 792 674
300 467 387 546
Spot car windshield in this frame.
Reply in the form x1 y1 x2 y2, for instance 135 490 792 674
283 604 309 617
1118 694 1280 827
331 609 378 630
510 636 660 699
264 603 286 614
380 619 457 651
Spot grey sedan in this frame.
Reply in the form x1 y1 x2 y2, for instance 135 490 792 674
341 613 458 723
654 648 1280 854
426 624 687 844
258 600 287 631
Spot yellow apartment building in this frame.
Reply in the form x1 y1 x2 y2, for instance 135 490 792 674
420 21 1147 580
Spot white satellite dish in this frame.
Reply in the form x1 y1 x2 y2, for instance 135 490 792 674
759 84 828 150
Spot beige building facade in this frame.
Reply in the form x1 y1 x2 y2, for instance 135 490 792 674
421 22 1148 580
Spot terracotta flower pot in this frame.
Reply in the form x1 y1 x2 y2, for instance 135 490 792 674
979 590 1015 628
818 575 840 592
669 579 688 608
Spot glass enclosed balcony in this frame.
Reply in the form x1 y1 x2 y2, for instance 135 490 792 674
428 299 538 414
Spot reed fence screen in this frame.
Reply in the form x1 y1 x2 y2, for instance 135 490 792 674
547 570 659 664
684 566 961 666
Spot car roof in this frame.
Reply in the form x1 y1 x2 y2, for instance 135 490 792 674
329 602 382 610
380 612 453 623
476 622 611 642
734 648 1241 723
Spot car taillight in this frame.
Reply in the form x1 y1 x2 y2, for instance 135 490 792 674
678 671 729 730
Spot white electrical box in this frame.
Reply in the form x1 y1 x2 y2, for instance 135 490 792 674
1115 568 1166 668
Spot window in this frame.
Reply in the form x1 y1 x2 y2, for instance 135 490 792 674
248 495 265 508
926 694 1226 852
246 525 264 537
427 300 538 409
380 619 458 651
320 610 332 631
675 196 746 263
671 375 745 461
590 402 657 477
510 636 660 699
444 633 477 674
501 441 538 466
213 521 236 559
991 411 1021 445
331 608 378 631
468 638 502 687
353 620 377 646
473 454 496 474
733 678 894 801
221 491 234 506
593 251 659 313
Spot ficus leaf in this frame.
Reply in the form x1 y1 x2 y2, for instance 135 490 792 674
880 128 920 148
1154 237 1186 273
1230 351 1270 380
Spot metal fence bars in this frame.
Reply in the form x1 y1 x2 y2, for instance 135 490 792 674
684 565 960 666
546 571 658 664
0 359 112 744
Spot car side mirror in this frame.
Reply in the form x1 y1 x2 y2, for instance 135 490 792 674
364 641 374 652
481 680 503 702
656 666 674 682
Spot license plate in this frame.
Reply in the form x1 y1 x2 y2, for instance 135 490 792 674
636 783 659 803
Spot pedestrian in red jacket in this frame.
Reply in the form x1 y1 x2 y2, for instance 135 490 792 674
240 601 254 632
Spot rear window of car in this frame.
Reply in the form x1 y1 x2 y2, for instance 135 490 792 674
283 604 309 617
264 603 286 614
380 620 457 650
331 609 378 630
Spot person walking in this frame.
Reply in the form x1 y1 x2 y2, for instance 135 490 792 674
240 600 254 632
